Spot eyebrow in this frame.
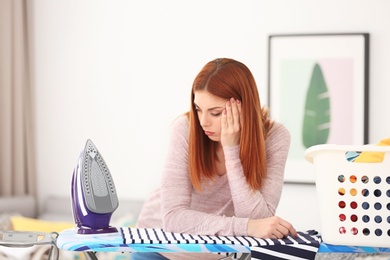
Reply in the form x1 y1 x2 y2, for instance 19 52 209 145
194 103 224 111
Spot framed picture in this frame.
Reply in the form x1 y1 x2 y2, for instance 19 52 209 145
268 33 369 183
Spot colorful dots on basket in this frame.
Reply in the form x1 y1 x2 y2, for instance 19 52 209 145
337 174 376 184
374 202 382 210
374 189 382 197
350 214 358 222
339 227 346 234
375 215 382 223
339 227 359 236
333 172 390 241
373 176 381 184
338 188 346 195
361 228 388 237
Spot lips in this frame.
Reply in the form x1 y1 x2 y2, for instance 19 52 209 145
204 131 214 136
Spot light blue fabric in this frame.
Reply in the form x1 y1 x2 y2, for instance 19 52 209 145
130 252 168 260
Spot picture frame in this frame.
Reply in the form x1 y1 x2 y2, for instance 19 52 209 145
268 33 369 183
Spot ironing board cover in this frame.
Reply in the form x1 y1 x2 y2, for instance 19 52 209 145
318 243 390 254
57 227 321 259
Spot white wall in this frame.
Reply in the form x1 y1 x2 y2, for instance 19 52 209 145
30 0 390 232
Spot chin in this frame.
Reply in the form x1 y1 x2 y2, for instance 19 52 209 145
207 136 220 142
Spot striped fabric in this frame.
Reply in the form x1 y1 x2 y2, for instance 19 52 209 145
56 227 321 259
122 228 321 259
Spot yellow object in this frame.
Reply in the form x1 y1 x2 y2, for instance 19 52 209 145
10 216 74 233
354 138 390 163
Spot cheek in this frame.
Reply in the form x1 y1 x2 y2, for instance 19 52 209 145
213 117 222 133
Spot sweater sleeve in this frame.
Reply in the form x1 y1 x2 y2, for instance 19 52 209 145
160 116 248 236
224 122 291 218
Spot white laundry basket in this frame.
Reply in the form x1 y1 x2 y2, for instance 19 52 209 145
305 144 390 247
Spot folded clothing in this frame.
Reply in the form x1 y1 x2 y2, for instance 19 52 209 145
347 138 390 163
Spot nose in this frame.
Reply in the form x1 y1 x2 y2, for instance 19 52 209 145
199 113 211 127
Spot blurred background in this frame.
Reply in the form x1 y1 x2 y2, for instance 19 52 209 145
1 0 390 232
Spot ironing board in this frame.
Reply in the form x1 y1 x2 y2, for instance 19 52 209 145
318 243 390 254
57 227 321 260
0 230 59 259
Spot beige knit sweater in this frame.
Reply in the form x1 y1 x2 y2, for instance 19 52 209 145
135 115 290 259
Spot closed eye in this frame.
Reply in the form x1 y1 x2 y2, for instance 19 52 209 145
194 103 223 116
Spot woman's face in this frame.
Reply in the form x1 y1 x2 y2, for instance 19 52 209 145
193 90 227 142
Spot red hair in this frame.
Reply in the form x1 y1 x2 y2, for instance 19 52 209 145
188 58 273 191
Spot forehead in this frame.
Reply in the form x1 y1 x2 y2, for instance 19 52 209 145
193 91 226 108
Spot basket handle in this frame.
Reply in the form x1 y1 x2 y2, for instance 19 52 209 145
305 144 390 163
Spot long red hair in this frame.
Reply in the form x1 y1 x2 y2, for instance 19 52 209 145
188 58 273 191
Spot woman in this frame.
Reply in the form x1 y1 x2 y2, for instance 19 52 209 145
133 58 297 259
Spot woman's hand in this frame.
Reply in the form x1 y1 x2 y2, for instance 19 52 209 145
221 98 242 147
247 216 298 239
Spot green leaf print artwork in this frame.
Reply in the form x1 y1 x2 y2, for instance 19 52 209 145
302 63 330 148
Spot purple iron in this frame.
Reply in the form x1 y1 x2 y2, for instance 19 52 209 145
71 139 119 234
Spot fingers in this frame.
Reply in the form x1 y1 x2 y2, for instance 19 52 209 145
221 106 227 128
247 217 297 240
220 98 242 147
231 99 240 130
274 225 291 239
279 218 298 238
225 98 241 130
236 99 242 127
273 218 297 239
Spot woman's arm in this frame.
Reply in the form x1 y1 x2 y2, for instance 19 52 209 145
224 123 291 218
224 123 297 238
160 116 295 238
160 116 249 236
220 99 290 218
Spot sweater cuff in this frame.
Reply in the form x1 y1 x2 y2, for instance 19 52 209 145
223 145 240 163
234 217 249 236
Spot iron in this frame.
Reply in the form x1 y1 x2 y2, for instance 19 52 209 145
71 139 119 234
